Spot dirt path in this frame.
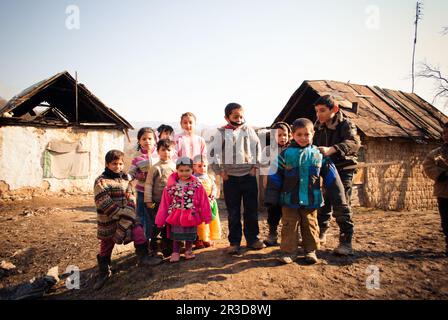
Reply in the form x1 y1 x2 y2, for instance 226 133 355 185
1 195 447 300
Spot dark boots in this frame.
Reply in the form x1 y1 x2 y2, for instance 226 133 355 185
334 232 354 256
94 255 112 290
135 242 163 266
264 225 279 247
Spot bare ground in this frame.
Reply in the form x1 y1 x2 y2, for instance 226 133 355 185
0 195 447 300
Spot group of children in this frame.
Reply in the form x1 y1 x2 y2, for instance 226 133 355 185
93 97 361 289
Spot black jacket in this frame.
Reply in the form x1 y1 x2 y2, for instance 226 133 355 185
313 111 361 168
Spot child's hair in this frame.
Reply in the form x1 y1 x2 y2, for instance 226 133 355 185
180 112 197 122
176 157 193 169
225 103 243 118
192 154 207 164
157 139 173 151
271 121 292 136
157 124 174 135
136 127 156 151
292 118 314 133
105 149 124 164
313 95 337 110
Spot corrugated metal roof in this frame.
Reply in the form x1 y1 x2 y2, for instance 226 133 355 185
274 80 447 140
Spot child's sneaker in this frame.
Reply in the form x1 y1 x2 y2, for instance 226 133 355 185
248 239 266 250
278 255 295 264
263 232 278 247
305 251 319 264
169 252 180 263
227 244 241 255
184 250 196 260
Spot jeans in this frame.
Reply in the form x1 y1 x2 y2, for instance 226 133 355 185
223 174 260 246
136 191 152 240
318 169 354 236
267 204 282 233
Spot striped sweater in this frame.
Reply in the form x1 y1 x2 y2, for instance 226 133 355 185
128 148 158 193
94 168 138 244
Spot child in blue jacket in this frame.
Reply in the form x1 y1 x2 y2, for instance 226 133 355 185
265 118 352 264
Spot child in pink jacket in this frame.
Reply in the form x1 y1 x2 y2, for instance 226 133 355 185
155 157 212 262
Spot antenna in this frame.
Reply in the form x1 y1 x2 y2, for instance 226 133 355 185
75 71 78 124
411 1 423 93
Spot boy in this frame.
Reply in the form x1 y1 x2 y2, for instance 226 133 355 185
313 95 358 255
265 118 351 264
93 150 160 290
144 139 176 257
423 122 448 256
210 102 265 254
260 122 292 246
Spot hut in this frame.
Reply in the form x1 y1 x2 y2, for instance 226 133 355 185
273 80 448 210
0 71 133 198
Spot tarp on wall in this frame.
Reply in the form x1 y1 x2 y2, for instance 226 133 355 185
43 140 89 179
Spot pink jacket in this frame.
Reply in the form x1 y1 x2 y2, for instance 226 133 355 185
174 132 207 160
155 173 212 228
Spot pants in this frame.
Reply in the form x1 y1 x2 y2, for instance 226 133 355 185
99 225 146 257
223 174 260 246
136 191 153 240
437 198 448 245
267 204 282 233
173 240 193 253
281 207 319 253
318 169 355 235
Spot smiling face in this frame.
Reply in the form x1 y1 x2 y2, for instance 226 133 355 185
293 126 314 148
177 165 193 181
181 116 196 134
315 104 338 124
138 132 156 151
106 158 124 173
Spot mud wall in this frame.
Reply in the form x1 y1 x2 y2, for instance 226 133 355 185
0 125 124 198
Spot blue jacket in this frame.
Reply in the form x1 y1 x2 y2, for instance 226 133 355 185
265 141 346 209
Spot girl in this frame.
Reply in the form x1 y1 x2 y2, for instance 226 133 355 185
193 155 222 249
174 112 207 160
129 127 159 241
155 157 212 262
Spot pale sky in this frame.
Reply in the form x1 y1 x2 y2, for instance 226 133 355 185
0 0 447 127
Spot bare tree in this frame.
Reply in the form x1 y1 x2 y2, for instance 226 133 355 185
442 26 448 35
417 62 448 109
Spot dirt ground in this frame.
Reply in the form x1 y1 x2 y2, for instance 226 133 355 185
0 194 447 300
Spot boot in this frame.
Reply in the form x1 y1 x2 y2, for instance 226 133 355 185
264 226 278 247
93 255 112 290
334 233 354 256
319 228 329 246
135 242 163 266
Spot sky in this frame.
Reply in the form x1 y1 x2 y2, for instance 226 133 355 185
0 0 447 127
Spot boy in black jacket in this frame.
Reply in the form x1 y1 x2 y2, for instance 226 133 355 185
313 95 358 255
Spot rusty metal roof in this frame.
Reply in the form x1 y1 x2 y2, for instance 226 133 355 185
273 80 448 140
0 71 133 130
